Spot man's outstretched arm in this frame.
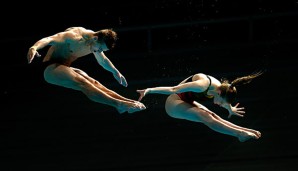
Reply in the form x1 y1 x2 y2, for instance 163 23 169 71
93 51 128 87
27 32 68 64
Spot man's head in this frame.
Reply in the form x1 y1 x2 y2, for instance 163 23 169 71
94 29 118 50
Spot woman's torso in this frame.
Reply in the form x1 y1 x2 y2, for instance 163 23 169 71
177 74 214 104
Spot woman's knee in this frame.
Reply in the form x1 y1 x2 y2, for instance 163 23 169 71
199 112 217 126
188 109 216 123
165 109 179 119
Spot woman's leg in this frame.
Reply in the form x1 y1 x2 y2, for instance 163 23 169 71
193 101 261 138
44 64 145 113
165 95 260 142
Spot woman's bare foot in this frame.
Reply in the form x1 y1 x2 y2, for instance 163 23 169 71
238 131 259 142
245 129 261 138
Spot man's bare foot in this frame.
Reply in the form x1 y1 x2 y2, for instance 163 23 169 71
117 108 126 114
238 131 259 142
252 130 261 138
117 102 146 114
127 101 146 113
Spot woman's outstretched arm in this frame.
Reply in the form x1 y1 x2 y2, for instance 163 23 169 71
137 80 206 101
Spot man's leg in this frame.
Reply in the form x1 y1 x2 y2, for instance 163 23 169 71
44 64 145 113
71 67 137 103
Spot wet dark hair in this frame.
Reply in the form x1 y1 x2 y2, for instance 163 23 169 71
95 29 118 50
219 71 264 104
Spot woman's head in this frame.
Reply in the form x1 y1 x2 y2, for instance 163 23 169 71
218 71 264 104
218 81 237 104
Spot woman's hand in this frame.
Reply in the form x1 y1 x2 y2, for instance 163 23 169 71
228 103 245 118
136 89 149 101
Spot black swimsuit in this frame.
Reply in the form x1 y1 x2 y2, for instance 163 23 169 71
177 75 213 104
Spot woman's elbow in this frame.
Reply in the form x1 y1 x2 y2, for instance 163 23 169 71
171 87 179 93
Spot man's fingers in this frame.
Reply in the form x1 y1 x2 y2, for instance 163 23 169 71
28 56 33 64
121 77 128 87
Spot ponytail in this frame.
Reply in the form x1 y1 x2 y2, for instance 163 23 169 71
220 70 264 103
230 70 264 87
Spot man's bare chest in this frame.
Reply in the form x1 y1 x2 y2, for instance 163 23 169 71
58 38 91 56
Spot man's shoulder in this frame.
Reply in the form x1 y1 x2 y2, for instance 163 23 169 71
65 27 92 33
65 26 84 30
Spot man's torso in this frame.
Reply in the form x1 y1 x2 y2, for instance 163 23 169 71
43 27 93 65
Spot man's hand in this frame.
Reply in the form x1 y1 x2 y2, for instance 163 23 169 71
27 47 41 64
113 72 128 87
